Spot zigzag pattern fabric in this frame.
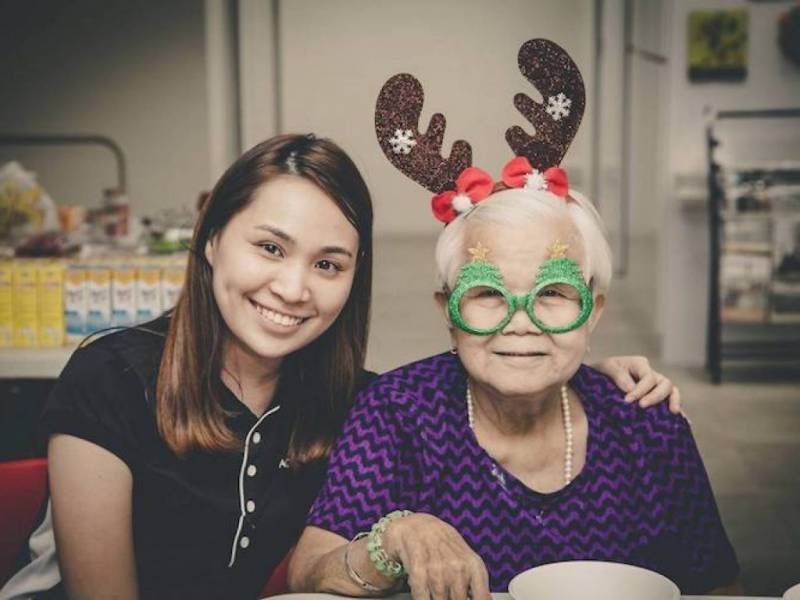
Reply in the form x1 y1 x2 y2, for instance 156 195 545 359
308 353 739 594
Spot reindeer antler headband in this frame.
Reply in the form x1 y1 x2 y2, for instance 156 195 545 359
375 39 586 224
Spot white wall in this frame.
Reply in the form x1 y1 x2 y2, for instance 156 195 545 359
205 0 241 185
595 0 623 247
238 0 279 150
1 0 597 236
0 0 211 216
667 0 800 174
276 0 595 237
660 0 800 365
595 0 669 246
629 0 669 241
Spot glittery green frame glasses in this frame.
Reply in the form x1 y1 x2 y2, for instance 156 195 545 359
447 256 594 335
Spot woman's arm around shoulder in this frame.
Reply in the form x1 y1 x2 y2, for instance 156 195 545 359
592 355 682 413
49 434 138 600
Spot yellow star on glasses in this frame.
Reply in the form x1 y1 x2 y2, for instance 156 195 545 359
546 239 569 259
467 241 490 262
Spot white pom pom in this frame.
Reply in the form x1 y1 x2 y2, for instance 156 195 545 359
524 170 547 191
452 194 473 213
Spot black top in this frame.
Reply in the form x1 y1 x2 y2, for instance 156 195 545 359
20 316 376 599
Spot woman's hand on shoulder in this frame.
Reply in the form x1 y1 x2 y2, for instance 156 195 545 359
593 355 682 414
49 434 138 600
383 513 491 600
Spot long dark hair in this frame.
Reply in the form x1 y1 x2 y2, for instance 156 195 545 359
157 134 373 463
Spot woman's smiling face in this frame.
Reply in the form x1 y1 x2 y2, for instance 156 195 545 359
444 213 604 400
205 175 359 368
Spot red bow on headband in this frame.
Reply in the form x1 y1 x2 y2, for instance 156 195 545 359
431 167 494 224
501 156 569 198
430 159 571 224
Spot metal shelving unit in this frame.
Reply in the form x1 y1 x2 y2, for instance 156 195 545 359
706 109 800 383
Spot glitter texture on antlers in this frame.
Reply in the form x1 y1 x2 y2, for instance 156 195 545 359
374 39 586 224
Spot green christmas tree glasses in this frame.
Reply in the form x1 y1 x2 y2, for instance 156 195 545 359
447 242 594 336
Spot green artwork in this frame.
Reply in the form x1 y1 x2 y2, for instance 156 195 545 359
688 9 748 82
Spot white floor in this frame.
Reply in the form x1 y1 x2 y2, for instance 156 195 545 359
367 234 800 597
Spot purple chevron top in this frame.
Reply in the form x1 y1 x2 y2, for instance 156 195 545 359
308 353 739 594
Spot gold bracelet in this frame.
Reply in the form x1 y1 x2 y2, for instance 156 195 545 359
344 532 389 593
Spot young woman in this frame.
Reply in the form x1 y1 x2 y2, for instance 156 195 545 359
0 134 678 600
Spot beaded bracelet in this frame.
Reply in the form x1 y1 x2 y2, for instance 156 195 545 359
344 532 384 592
366 510 413 578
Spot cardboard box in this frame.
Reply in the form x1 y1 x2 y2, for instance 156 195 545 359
38 260 64 347
12 260 38 347
135 264 162 323
161 262 185 311
86 263 111 333
111 263 136 328
0 261 12 347
64 264 88 343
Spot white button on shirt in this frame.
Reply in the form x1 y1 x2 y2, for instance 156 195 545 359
246 500 256 513
240 536 250 549
247 464 257 477
252 432 261 444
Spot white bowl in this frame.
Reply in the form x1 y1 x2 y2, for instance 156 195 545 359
265 595 347 600
784 582 800 600
508 560 680 600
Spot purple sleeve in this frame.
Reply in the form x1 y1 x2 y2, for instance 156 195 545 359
647 408 740 593
306 384 418 541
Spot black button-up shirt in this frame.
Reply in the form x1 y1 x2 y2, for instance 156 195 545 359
9 317 374 599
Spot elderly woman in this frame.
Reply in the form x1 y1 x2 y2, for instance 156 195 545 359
288 40 740 598
289 181 740 597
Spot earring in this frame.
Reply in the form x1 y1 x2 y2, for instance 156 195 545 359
449 346 458 355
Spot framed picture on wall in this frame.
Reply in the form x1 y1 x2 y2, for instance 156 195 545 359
688 9 749 82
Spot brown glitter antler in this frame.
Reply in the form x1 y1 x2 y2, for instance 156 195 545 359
505 39 586 170
375 73 472 193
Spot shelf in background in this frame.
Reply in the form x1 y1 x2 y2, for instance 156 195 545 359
0 346 78 379
720 322 800 362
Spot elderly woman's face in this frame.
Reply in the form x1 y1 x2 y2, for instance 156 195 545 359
445 214 604 399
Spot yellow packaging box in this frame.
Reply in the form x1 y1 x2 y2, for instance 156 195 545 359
0 261 13 347
12 259 38 347
38 260 65 347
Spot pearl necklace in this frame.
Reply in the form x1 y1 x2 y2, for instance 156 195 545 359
466 382 574 485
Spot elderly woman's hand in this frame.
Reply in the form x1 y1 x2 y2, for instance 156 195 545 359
383 513 491 600
593 356 682 414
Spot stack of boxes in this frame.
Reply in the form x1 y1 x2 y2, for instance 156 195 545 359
0 254 186 348
0 260 65 347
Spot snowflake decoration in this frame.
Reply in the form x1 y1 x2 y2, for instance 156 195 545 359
389 129 417 155
546 92 572 121
523 169 547 191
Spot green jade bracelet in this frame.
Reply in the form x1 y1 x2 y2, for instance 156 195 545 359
367 510 413 578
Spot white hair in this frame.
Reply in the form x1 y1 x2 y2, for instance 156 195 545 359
434 187 613 296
